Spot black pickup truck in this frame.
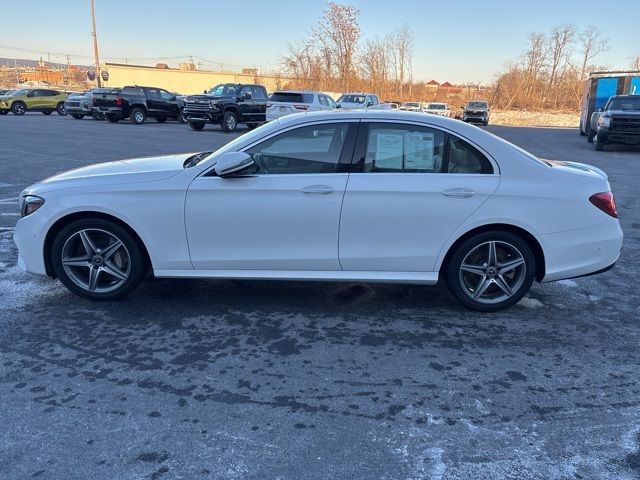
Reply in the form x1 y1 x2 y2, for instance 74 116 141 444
183 83 268 132
92 85 186 124
589 95 640 151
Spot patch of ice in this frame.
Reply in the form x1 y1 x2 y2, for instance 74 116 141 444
518 296 544 308
557 279 578 288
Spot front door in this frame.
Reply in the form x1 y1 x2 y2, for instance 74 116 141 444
339 121 500 272
185 121 358 271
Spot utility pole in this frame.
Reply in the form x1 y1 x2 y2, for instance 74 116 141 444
90 0 102 87
66 55 71 85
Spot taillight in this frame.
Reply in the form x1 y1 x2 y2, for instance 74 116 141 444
293 104 309 110
589 192 618 218
115 96 123 107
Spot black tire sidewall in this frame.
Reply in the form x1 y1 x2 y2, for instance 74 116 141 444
51 218 146 301
57 103 66 115
72 114 84 119
444 231 536 312
178 108 187 124
12 102 26 115
107 115 119 123
189 121 205 131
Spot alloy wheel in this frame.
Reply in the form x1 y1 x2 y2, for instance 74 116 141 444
227 115 236 130
61 228 131 293
458 240 526 304
134 111 144 123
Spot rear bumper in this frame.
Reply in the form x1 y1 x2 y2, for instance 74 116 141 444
93 106 122 116
540 219 623 282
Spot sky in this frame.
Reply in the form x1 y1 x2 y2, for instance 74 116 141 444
0 0 638 84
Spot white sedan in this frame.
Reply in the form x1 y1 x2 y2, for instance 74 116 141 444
14 111 623 311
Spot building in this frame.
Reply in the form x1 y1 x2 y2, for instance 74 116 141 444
99 62 292 95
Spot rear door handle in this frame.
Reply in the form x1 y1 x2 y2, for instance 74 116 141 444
442 188 475 198
301 185 334 195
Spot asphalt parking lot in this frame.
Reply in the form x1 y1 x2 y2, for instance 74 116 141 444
1 114 640 480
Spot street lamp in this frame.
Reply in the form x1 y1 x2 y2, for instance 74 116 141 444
90 0 101 87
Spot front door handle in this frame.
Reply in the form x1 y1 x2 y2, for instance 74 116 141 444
442 188 475 198
301 185 334 195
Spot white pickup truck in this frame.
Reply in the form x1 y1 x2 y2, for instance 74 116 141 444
336 93 392 110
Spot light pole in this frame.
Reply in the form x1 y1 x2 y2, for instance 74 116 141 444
90 0 101 87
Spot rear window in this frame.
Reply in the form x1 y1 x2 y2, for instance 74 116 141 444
269 92 314 104
122 87 144 95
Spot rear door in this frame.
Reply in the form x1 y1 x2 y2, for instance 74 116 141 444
251 85 268 120
339 121 500 272
238 85 257 121
27 89 46 109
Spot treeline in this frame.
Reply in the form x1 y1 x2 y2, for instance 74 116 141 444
491 25 610 110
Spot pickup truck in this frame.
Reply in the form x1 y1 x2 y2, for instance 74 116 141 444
92 85 186 124
183 83 268 132
589 95 640 151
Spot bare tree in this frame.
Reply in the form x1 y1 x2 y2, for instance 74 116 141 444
577 26 609 80
632 55 640 71
389 25 414 97
545 24 575 106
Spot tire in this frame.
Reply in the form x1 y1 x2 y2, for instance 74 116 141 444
483 120 488 126
595 138 605 151
587 128 596 143
247 122 258 130
444 231 535 312
0 110 7 115
177 108 187 124
189 121 205 131
71 114 84 119
221 111 238 132
11 102 26 116
51 218 147 301
130 107 146 125
107 115 119 123
92 110 106 121
579 121 586 136
42 110 53 115
56 103 66 116
155 117 166 123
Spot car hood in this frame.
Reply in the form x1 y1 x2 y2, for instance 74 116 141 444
605 109 640 117
187 94 231 102
338 102 366 109
26 153 194 194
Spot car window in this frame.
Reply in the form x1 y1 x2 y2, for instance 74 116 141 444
447 136 493 174
318 95 329 107
31 89 45 97
144 88 161 99
371 95 379 105
246 123 350 174
122 87 144 96
158 89 174 100
324 95 337 108
362 123 445 173
240 86 252 98
251 86 267 100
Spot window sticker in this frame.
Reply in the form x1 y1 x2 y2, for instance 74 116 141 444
404 132 434 170
373 131 403 169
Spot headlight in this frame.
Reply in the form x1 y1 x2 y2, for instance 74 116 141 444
210 100 220 109
598 115 611 128
20 195 45 217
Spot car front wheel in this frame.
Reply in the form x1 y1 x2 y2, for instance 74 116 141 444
189 121 205 131
56 103 66 115
221 111 237 132
11 102 26 115
51 219 146 300
444 231 535 312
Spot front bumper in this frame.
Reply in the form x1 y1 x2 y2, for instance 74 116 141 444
65 103 91 115
184 111 223 123
13 209 51 276
597 128 640 145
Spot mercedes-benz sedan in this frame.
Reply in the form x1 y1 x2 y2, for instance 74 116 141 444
14 111 623 311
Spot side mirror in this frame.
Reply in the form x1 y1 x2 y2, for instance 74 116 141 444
366 101 373 107
214 152 256 177
336 104 342 109
203 90 207 94
26 92 35 97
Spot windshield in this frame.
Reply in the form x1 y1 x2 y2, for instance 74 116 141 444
403 102 419 107
606 97 640 110
338 95 365 104
427 104 445 110
207 84 238 96
8 89 29 97
467 102 487 108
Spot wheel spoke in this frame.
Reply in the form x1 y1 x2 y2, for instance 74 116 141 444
62 256 90 268
473 276 491 299
78 230 97 255
499 257 524 274
101 240 123 260
461 263 485 276
88 266 101 291
101 262 127 281
494 274 513 296
488 241 497 266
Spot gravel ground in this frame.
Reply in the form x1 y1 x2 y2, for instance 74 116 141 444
1 114 639 480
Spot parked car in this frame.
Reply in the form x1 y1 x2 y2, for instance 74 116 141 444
399 102 423 112
266 90 337 121
66 88 121 120
423 103 451 117
92 85 186 124
0 88 67 116
336 93 385 110
462 101 490 125
579 70 640 136
183 83 268 132
14 110 622 312
588 95 640 150
0 89 15 96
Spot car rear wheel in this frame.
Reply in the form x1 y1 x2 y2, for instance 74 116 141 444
221 111 237 132
12 102 26 115
92 110 106 121
56 103 66 116
51 219 146 301
444 231 535 312
71 114 84 119
130 107 146 125
189 121 205 131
